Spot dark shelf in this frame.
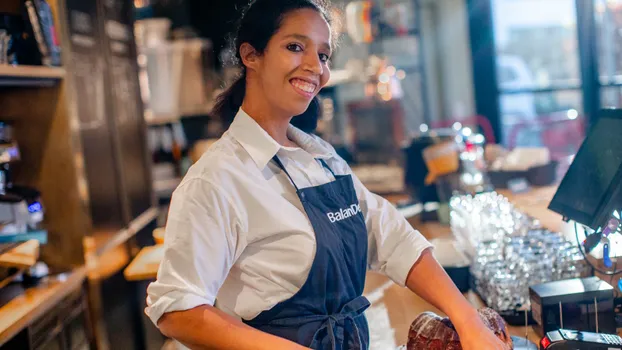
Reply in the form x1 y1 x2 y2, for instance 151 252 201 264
0 65 65 87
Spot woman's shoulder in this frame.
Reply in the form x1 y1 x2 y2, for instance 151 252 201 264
180 133 253 188
308 133 335 152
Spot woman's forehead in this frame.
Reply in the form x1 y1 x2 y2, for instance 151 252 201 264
277 9 332 45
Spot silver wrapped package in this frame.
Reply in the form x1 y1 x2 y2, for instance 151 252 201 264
450 192 589 312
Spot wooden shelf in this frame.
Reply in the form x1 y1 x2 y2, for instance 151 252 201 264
144 104 213 126
0 65 65 87
0 267 87 347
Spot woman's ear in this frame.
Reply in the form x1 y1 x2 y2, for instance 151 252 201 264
240 43 261 71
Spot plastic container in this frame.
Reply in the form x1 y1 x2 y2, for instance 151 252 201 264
142 38 213 119
144 41 184 116
153 227 164 245
178 38 212 115
134 18 171 48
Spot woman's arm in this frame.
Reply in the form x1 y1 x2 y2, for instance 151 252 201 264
406 249 509 350
158 306 308 350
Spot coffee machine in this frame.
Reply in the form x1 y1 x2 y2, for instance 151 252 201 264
0 122 44 238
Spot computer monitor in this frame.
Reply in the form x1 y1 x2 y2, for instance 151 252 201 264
549 109 622 231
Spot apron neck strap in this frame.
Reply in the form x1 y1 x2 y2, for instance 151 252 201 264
317 159 337 178
272 155 300 191
271 156 338 192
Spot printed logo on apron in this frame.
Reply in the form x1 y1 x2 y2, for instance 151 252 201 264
327 203 362 223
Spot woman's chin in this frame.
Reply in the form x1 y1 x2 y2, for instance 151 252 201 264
288 103 313 118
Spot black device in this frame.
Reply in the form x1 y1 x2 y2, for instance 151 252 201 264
540 329 622 349
530 277 616 338
549 109 622 231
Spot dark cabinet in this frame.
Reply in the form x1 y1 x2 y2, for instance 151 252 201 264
36 336 63 350
0 286 94 350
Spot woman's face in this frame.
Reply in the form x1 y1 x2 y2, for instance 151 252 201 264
253 9 332 117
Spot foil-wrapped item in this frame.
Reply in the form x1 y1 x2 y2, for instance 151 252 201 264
450 192 533 256
451 192 589 312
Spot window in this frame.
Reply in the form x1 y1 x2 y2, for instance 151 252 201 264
601 86 622 108
595 0 622 110
493 0 581 90
490 0 584 158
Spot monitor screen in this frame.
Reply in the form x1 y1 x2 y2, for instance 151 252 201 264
549 110 622 228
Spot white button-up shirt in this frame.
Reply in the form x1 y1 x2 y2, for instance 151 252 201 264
145 109 432 327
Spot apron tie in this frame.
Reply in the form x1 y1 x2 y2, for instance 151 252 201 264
257 296 369 349
314 313 364 350
309 296 370 350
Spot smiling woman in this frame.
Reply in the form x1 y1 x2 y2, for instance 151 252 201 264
145 0 508 349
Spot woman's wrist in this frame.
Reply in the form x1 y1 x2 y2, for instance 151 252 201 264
446 302 481 332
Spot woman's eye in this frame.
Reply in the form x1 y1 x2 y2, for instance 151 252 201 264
287 43 303 52
319 53 330 63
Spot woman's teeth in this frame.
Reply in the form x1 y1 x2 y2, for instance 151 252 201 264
291 79 316 94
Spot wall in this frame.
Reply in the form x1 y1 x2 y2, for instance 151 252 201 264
429 0 476 121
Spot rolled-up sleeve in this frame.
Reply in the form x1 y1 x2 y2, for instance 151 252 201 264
351 173 433 287
145 178 244 327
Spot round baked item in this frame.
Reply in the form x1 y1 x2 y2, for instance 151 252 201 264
406 308 513 350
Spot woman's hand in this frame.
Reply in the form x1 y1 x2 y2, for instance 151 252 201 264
454 317 510 350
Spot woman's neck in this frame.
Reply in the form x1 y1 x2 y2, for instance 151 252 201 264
241 97 296 147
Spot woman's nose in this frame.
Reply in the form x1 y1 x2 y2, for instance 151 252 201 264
302 52 323 75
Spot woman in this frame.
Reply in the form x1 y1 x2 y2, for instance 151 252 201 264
146 0 507 349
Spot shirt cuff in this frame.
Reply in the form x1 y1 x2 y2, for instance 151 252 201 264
145 292 213 327
384 231 434 287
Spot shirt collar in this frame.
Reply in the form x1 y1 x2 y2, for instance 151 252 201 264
229 108 334 168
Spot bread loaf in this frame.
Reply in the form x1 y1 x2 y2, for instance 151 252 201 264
406 308 513 350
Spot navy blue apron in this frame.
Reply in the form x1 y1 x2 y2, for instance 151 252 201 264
244 156 370 350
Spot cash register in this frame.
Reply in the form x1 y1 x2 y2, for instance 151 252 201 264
541 108 622 349
540 329 622 349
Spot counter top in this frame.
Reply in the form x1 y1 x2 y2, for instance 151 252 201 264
0 266 87 347
497 186 561 232
0 240 40 270
124 245 164 282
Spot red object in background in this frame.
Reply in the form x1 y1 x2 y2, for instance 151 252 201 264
431 115 496 144
540 336 552 349
507 113 586 160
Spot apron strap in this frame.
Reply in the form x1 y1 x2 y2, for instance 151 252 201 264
272 155 300 192
317 159 337 179
272 156 339 191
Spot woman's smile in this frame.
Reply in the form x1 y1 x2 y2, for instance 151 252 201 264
290 77 318 98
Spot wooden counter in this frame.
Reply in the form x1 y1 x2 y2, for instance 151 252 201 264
124 245 163 282
0 266 87 347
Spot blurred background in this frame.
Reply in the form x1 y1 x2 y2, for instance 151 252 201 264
0 0 621 349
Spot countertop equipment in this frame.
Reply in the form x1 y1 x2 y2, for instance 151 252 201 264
529 277 616 338
0 122 44 237
540 329 622 349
